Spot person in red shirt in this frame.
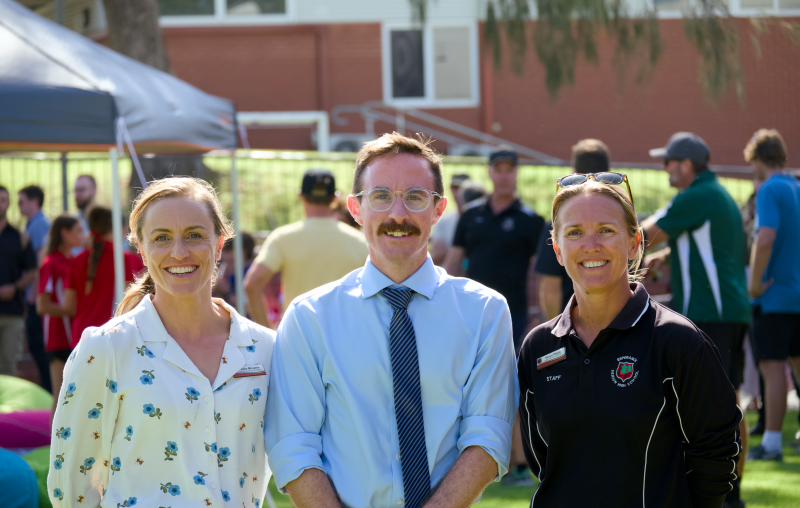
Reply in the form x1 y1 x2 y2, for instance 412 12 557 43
36 215 84 416
64 207 144 347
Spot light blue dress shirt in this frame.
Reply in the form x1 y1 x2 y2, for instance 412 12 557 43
264 256 519 508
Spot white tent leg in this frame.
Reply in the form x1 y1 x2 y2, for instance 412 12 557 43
231 155 246 316
110 148 125 313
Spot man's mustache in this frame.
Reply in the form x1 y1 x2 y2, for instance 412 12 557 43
376 221 421 236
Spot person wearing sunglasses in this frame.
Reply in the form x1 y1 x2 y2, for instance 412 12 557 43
641 133 751 507
534 139 613 321
517 174 742 508
265 133 518 508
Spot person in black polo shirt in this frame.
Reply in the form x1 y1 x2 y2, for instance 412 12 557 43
445 148 545 352
445 148 544 486
0 185 39 376
518 176 741 508
535 138 611 320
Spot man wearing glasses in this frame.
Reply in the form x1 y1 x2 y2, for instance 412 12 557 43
642 132 750 508
264 133 518 508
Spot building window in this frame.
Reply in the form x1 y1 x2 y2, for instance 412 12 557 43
227 0 286 15
158 0 290 24
158 0 214 16
383 23 480 108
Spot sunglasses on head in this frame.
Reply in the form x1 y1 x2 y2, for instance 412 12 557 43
555 172 634 208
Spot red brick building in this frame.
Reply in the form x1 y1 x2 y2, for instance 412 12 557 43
24 0 800 166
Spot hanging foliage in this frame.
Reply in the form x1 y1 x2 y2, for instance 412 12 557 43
412 0 799 105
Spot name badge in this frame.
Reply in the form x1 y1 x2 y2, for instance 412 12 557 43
536 348 566 370
233 364 266 378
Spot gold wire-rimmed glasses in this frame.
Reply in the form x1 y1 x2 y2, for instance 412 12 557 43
354 188 443 213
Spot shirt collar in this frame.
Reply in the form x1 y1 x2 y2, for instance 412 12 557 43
27 210 46 226
481 196 521 214
133 294 252 348
132 295 251 384
551 282 650 338
690 171 716 187
360 255 439 300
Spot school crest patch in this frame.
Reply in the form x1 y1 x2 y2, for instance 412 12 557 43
610 356 639 387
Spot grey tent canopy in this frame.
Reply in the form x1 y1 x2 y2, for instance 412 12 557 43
0 0 237 154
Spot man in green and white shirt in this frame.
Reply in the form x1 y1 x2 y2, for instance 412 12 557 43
643 132 750 508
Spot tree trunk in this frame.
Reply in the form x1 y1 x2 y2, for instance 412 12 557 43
102 0 170 72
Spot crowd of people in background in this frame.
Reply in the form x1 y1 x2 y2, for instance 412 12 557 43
0 127 798 508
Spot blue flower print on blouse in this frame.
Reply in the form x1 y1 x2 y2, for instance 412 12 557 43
118 496 137 507
53 453 64 470
53 488 63 500
193 471 208 485
125 425 133 441
143 403 163 419
186 387 200 403
204 442 217 453
239 472 248 488
246 345 255 352
217 447 231 467
87 403 103 419
56 427 71 439
160 482 181 496
136 345 155 358
248 388 261 404
222 491 230 502
80 457 95 475
111 457 121 475
63 382 76 404
255 498 260 508
140 370 155 385
165 441 178 461
106 378 117 393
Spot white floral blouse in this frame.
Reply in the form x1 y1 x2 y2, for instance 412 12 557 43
47 295 275 508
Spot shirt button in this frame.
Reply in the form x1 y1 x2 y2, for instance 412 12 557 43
204 396 211 403
398 500 404 506
212 483 217 489
584 359 590 364
397 454 402 461
208 455 214 462
206 427 211 433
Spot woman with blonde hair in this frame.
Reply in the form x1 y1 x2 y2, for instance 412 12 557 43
517 174 742 508
48 177 275 508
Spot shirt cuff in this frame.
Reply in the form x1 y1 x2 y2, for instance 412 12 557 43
457 415 513 481
266 432 325 491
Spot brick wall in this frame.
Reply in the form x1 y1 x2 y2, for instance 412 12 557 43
162 18 799 166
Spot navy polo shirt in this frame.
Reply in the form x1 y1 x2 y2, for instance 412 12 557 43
0 224 38 316
452 197 545 317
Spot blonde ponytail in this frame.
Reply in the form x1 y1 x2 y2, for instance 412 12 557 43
115 271 155 317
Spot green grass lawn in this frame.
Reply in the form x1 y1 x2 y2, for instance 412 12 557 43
264 410 800 507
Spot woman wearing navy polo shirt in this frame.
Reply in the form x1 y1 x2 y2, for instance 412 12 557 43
518 175 742 508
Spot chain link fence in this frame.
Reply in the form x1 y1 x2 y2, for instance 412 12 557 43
1 151 754 234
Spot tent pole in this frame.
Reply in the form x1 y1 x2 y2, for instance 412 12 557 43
61 153 68 212
231 154 246 316
110 148 125 312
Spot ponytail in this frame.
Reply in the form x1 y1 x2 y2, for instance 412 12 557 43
85 233 104 294
115 270 155 316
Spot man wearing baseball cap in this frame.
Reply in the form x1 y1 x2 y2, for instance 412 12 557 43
244 169 368 328
642 132 750 508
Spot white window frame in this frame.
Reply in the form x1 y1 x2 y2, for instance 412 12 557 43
381 21 481 109
159 0 294 26
651 0 800 18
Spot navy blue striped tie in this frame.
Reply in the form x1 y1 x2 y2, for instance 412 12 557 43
382 287 431 508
